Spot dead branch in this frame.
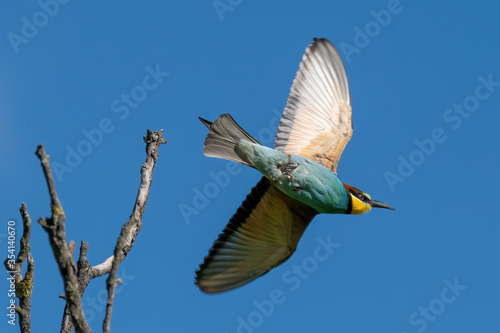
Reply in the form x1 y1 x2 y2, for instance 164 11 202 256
36 145 92 333
4 203 34 333
49 129 166 333
103 129 167 333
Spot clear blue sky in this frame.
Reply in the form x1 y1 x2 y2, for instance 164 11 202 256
2 1 500 332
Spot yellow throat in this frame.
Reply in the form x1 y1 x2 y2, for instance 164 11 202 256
350 194 372 215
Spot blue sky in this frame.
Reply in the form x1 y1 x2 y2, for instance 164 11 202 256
2 1 500 332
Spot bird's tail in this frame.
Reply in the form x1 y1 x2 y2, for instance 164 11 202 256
199 114 261 168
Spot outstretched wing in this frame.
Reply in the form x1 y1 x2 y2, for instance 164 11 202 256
195 177 317 293
275 38 352 173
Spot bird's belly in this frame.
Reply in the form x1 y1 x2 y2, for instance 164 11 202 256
239 141 349 214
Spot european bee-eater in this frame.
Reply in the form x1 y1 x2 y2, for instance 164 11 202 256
195 38 394 293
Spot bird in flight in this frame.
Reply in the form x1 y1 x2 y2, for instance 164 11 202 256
195 38 394 293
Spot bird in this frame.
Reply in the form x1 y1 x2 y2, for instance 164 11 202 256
195 38 394 294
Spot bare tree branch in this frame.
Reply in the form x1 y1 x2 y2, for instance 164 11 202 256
36 145 92 333
55 129 167 333
60 241 92 333
60 245 119 332
103 129 167 333
4 203 34 333
17 204 32 265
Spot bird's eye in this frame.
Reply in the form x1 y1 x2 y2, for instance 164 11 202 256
357 193 365 201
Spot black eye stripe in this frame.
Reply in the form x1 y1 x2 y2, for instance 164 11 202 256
350 190 366 201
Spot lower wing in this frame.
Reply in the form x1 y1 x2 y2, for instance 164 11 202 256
195 177 318 293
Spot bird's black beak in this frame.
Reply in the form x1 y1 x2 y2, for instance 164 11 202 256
369 200 395 211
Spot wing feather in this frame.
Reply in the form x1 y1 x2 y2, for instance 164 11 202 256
195 177 317 293
275 38 352 173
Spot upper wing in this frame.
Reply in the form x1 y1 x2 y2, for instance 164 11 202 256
195 177 317 293
274 38 352 173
